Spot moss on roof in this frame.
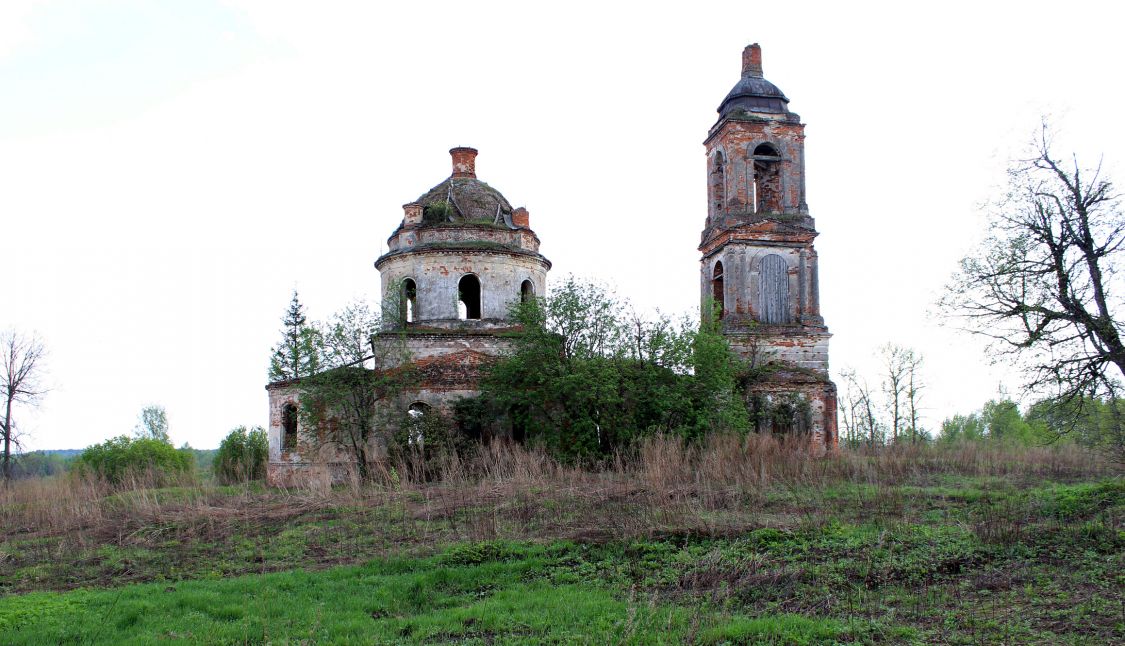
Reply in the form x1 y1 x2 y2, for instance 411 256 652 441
416 178 514 225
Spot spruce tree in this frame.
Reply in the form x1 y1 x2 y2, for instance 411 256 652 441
268 291 320 382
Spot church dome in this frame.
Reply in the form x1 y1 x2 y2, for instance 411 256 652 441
717 44 791 117
415 177 514 225
381 147 542 260
412 147 518 227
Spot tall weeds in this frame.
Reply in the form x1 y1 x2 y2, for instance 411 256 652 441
1 437 1115 551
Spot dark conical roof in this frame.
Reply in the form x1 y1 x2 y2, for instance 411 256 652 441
718 76 790 116
717 43 791 117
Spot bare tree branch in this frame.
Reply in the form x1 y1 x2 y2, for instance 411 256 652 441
1 330 48 483
940 122 1125 456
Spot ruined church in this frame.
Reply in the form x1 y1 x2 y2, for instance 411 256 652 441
266 44 837 485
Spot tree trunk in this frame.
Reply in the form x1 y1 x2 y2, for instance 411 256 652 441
3 395 13 483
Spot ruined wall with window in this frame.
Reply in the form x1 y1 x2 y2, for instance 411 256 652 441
265 382 376 486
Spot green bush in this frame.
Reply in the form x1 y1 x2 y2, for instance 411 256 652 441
212 425 268 484
74 436 193 485
476 278 748 462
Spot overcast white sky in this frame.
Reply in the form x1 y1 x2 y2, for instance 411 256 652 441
3 1 1123 450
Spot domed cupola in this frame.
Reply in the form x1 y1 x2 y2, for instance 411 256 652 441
717 43 795 120
412 148 525 227
375 147 550 330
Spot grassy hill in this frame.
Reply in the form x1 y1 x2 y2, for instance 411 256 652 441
0 438 1121 644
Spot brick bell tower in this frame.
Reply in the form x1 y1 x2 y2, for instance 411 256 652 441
700 43 838 451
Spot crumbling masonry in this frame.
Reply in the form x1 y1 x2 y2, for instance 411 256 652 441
266 43 836 485
701 44 838 449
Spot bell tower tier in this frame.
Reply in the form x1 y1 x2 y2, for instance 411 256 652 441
701 44 837 451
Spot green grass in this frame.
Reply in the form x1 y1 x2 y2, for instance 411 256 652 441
0 543 878 645
1 464 1121 643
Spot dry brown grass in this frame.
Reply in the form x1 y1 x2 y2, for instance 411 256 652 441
0 435 1116 593
2 436 1111 542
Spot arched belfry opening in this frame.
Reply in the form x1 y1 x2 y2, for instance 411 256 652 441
520 279 534 303
402 278 417 323
458 274 481 320
712 261 725 318
710 152 726 215
752 143 781 213
758 254 789 324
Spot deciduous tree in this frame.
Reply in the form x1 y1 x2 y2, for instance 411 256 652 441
479 278 746 461
298 301 413 482
133 405 170 443
878 344 924 443
1 330 47 484
840 368 880 449
942 124 1124 453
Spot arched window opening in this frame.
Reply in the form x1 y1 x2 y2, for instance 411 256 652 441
752 143 782 213
402 278 417 323
709 153 726 214
282 403 298 451
458 274 481 320
712 261 725 319
753 143 779 157
758 254 790 324
520 279 534 303
407 402 430 447
762 393 811 437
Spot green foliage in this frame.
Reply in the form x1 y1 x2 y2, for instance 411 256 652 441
387 407 469 480
212 426 267 484
184 448 218 473
268 290 321 382
1042 479 1124 520
422 200 455 223
940 397 1098 446
298 300 415 482
450 396 489 441
691 308 751 436
132 404 169 442
981 399 1041 444
476 277 747 461
7 451 71 479
438 541 515 566
1025 395 1125 456
73 436 193 485
939 412 986 443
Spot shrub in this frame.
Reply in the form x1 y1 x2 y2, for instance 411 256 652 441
212 425 268 484
388 408 470 482
73 436 193 485
476 278 747 462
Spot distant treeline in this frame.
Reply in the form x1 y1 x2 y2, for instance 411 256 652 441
939 396 1124 451
10 447 218 480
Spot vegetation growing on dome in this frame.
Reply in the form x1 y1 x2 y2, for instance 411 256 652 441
423 200 455 224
